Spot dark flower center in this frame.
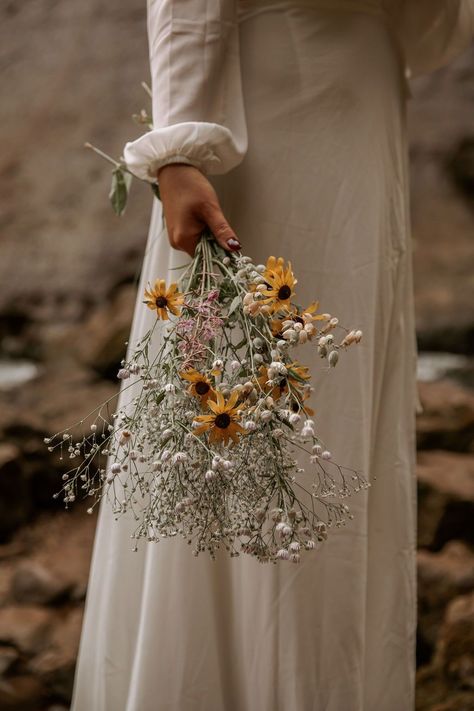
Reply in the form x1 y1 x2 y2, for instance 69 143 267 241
195 381 210 395
278 285 291 300
291 401 300 413
155 296 168 308
214 413 231 429
294 316 304 325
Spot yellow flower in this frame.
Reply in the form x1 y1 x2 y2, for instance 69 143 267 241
270 303 327 341
294 301 327 324
260 256 297 313
144 279 184 320
179 369 216 404
270 317 286 340
286 363 314 416
193 390 247 446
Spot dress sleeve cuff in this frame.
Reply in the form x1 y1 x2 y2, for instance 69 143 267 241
123 121 246 183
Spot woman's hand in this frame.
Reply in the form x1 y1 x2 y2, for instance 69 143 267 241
157 163 241 257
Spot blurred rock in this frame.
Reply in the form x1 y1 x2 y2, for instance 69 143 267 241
17 504 97 602
0 675 46 711
0 561 15 607
416 379 474 452
417 451 474 549
11 562 71 606
434 592 474 690
0 365 116 540
448 136 474 199
0 0 151 333
62 283 136 378
418 542 474 654
409 49 474 352
0 607 53 655
0 645 19 675
0 364 117 440
29 607 83 701
416 664 474 711
0 444 31 542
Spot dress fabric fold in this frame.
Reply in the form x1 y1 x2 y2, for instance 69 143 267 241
71 2 473 710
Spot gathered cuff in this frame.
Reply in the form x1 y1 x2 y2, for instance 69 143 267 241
123 121 246 183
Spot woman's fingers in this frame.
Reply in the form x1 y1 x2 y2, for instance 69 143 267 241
168 229 200 258
200 201 241 252
157 164 241 256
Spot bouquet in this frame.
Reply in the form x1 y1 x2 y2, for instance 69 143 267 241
45 228 368 564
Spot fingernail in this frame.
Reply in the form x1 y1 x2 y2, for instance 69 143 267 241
227 238 241 250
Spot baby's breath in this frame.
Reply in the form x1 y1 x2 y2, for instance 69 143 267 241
46 231 368 563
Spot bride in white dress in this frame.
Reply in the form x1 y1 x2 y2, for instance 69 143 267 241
70 2 473 710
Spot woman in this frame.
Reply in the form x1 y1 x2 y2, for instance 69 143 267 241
70 2 473 710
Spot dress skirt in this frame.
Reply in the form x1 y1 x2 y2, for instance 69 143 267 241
71 6 420 710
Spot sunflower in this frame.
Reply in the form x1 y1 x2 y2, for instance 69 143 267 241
193 390 247 446
259 256 297 313
179 369 216 404
144 279 184 320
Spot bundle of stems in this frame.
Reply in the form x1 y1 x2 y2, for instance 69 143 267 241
45 231 368 563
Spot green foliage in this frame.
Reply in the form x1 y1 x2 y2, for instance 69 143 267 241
109 168 132 216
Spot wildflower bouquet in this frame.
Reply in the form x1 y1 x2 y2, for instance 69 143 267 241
46 229 368 564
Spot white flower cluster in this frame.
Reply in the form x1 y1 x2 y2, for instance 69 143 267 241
45 234 368 563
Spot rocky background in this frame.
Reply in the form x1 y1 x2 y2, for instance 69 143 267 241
0 2 473 709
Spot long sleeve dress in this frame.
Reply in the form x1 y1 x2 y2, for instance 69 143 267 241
70 2 474 710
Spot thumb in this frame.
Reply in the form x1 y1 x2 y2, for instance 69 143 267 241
201 202 241 252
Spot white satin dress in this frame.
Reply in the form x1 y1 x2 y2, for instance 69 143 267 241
71 2 474 710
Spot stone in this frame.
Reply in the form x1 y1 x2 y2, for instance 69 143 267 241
416 664 474 711
434 592 474 690
0 443 32 542
0 561 15 606
0 606 53 655
417 541 474 654
409 49 474 351
0 365 116 539
0 675 46 711
0 0 150 336
0 645 19 675
71 283 136 377
15 504 97 600
29 607 83 701
11 561 72 605
416 379 474 452
0 364 117 442
417 451 474 549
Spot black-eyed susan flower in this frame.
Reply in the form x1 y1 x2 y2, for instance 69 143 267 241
193 390 247 446
294 301 327 325
179 369 216 404
260 256 297 313
144 279 184 320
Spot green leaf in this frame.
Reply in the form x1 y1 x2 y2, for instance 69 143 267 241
151 182 161 201
154 391 166 407
109 168 132 216
227 295 242 317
